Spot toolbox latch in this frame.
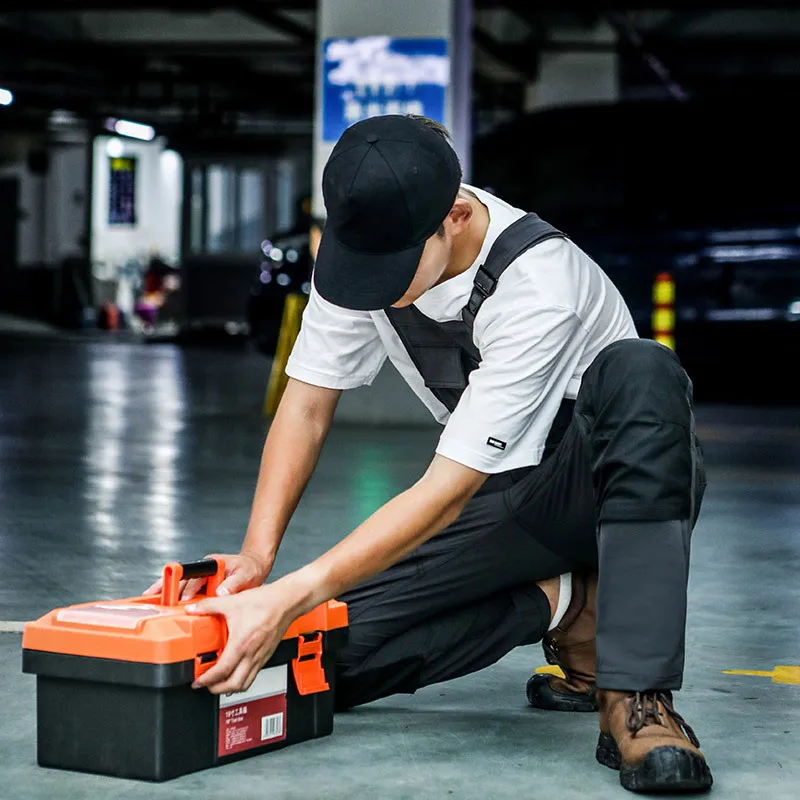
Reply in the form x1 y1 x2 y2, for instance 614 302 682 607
292 632 330 696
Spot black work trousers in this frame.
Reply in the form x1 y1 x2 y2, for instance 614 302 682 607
334 339 706 709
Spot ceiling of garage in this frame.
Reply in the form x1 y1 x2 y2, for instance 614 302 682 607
2 2 800 150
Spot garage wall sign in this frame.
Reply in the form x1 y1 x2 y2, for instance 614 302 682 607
322 36 449 143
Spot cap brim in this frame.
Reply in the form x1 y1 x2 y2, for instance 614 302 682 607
313 228 424 311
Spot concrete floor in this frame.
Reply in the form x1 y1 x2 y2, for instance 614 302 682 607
0 334 798 799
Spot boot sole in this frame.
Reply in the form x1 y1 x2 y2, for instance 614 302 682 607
526 674 598 712
596 734 713 794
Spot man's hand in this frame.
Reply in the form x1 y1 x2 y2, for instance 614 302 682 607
186 576 309 695
183 455 486 697
143 551 272 600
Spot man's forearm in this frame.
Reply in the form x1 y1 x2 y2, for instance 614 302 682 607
279 456 486 617
242 379 340 565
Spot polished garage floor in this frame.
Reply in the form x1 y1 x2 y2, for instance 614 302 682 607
0 333 798 799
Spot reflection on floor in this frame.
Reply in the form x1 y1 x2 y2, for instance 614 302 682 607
1 337 798 799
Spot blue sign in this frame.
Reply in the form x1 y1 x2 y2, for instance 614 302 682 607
322 36 449 143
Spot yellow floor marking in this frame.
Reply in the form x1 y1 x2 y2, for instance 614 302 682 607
537 664 800 685
534 665 565 679
723 666 800 685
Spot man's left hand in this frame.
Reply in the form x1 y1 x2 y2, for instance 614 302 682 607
184 455 486 697
186 582 296 695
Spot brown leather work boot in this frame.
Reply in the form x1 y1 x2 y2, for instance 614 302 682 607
596 689 713 793
526 571 598 712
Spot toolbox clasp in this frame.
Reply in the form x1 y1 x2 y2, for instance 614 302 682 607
292 632 330 696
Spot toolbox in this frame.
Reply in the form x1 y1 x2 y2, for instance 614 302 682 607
21 559 348 781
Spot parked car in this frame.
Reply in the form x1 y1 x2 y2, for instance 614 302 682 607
472 100 800 402
246 229 314 356
571 225 800 402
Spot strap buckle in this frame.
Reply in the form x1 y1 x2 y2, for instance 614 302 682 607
473 266 497 299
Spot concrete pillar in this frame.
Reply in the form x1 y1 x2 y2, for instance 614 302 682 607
524 22 619 112
313 0 472 215
313 0 472 426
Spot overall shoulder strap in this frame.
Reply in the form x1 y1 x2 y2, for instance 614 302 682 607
462 212 566 331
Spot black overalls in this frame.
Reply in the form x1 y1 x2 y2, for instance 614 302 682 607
334 214 706 709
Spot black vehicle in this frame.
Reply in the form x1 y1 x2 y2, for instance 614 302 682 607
246 229 314 356
473 100 800 402
568 224 800 403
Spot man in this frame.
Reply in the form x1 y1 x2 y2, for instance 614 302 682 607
151 115 712 794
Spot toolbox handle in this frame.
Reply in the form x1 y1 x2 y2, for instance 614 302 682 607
161 559 226 607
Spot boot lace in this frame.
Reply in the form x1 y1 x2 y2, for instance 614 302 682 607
625 691 701 748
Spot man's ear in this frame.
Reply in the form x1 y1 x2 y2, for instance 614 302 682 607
445 197 473 235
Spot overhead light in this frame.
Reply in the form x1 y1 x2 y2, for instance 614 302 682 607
0 88 13 107
114 119 156 140
106 137 124 158
105 117 155 141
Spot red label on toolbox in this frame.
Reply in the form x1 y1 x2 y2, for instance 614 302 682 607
218 665 287 757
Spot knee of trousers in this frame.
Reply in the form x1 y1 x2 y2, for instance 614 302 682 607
580 338 694 429
578 339 697 522
332 627 380 711
335 620 382 676
333 646 424 711
333 665 363 711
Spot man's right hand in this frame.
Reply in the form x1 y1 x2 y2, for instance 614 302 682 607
143 551 272 601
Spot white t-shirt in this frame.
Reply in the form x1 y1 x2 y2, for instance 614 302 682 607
286 185 638 473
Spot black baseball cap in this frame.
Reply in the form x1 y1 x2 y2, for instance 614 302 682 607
314 115 462 310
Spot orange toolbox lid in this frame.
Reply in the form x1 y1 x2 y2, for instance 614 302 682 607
22 559 348 677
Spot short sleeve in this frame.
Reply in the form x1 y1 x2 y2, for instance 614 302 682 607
436 304 587 473
285 282 387 390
